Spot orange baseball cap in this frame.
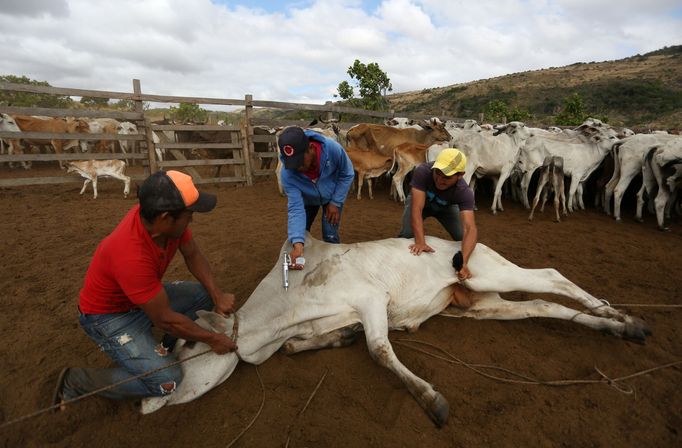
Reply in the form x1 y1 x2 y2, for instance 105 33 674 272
138 170 216 213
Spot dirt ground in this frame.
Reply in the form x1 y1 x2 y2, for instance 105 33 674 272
0 167 680 448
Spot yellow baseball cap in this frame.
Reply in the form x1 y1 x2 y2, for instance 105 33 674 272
432 148 467 176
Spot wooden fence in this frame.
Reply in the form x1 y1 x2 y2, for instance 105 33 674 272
0 79 445 188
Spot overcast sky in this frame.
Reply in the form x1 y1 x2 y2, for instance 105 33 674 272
1 0 680 106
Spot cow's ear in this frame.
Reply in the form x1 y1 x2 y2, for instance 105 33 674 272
196 310 229 333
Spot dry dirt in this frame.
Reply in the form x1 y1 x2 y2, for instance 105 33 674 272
0 167 680 448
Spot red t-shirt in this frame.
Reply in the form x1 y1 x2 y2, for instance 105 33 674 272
79 205 192 314
302 141 322 181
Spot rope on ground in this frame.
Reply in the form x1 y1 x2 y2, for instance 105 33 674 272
610 303 682 308
394 338 682 394
284 369 329 448
226 365 265 448
0 348 213 429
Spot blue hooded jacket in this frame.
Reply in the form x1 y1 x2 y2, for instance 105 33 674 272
280 130 354 245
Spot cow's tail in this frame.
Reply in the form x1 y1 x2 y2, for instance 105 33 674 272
609 141 623 182
388 148 398 176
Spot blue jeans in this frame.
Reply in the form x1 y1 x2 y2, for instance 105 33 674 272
398 193 463 241
62 281 213 401
305 203 343 243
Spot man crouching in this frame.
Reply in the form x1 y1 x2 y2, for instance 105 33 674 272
53 170 237 409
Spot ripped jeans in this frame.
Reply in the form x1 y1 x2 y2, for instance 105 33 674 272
61 281 213 401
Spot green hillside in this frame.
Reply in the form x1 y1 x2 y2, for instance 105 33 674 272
387 45 682 130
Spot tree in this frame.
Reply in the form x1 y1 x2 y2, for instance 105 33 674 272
555 93 587 126
335 60 392 111
0 75 73 108
169 102 208 124
80 96 110 108
485 99 533 123
113 99 136 111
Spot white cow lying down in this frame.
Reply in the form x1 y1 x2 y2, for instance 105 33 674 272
141 234 650 425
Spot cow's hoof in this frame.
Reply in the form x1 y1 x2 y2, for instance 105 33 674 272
427 391 449 428
622 318 652 344
658 226 670 232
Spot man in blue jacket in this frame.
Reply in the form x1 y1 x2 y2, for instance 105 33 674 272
278 126 354 269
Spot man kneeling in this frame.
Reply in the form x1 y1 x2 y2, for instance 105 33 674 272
53 170 237 408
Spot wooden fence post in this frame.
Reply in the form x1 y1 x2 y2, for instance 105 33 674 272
134 79 157 174
241 94 254 186
324 101 333 121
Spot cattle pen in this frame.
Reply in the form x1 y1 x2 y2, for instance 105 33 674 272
0 79 455 189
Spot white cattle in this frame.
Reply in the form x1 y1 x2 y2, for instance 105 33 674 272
644 140 682 230
117 121 138 156
517 121 618 212
385 117 423 129
141 234 650 425
450 121 531 214
602 133 679 220
0 113 27 169
65 159 131 199
528 156 567 222
86 118 122 153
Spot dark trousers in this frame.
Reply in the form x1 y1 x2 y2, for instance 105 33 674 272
398 193 463 241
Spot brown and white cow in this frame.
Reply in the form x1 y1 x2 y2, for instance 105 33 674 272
389 142 431 202
65 159 131 199
346 119 451 158
12 115 89 168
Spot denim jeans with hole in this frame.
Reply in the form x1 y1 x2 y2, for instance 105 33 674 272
62 281 213 400
304 203 343 243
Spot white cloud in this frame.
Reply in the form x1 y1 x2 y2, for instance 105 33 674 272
0 0 679 105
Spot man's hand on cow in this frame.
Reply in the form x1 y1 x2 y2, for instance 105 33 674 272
409 242 435 256
457 264 472 281
213 291 236 316
324 204 340 225
289 243 305 270
208 333 237 355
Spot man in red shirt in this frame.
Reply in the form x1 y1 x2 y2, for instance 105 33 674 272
53 170 237 408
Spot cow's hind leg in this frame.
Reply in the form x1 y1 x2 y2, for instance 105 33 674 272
360 304 448 427
281 325 360 354
447 292 649 343
466 258 651 342
80 178 91 195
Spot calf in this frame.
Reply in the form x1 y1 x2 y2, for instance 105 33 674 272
528 156 567 222
65 160 131 199
390 142 430 202
345 147 393 199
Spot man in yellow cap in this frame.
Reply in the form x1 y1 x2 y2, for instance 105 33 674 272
398 148 478 306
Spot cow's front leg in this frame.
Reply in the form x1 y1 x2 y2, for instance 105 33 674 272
360 305 448 427
281 324 360 354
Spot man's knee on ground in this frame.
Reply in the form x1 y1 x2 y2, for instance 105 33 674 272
144 364 184 396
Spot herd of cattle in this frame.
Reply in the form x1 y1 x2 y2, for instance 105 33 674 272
274 116 682 230
1 112 681 230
